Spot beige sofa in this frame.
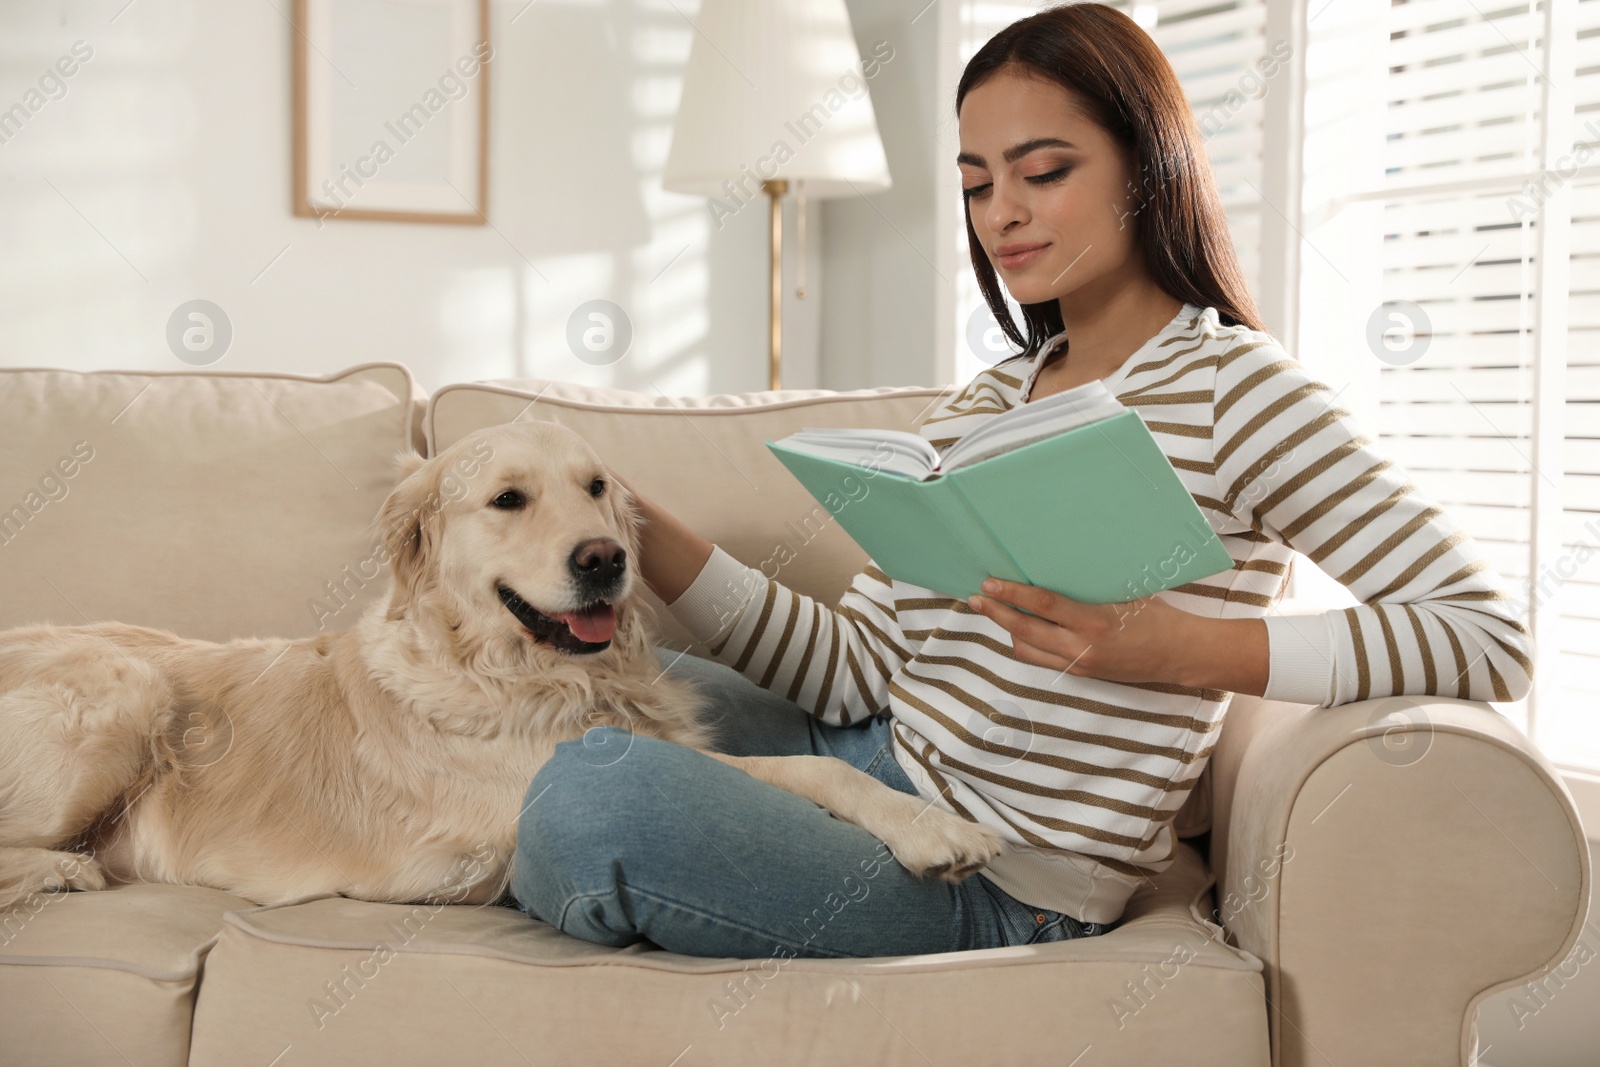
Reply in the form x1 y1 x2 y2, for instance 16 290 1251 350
0 361 1590 1067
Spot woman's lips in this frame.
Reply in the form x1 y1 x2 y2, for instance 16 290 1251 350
996 244 1048 270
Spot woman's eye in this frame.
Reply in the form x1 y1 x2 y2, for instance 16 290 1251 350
491 490 525 510
589 478 606 497
961 167 1070 202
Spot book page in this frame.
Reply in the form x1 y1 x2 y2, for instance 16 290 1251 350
936 380 1123 472
780 429 939 480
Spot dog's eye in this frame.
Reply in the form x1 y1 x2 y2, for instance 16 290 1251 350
491 490 525 510
589 478 605 497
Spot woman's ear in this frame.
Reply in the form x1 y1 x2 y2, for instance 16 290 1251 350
376 450 443 621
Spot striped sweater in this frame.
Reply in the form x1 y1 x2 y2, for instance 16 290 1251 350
666 302 1534 924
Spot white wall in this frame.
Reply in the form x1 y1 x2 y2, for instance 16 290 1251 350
0 0 849 397
818 0 947 392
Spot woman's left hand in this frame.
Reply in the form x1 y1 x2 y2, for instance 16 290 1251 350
966 578 1268 693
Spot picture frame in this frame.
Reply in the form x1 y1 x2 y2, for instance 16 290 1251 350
291 0 491 225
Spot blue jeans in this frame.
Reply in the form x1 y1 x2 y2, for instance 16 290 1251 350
508 647 1112 959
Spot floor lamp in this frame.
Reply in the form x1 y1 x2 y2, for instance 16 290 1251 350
661 0 892 390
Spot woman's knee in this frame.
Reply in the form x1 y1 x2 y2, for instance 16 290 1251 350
512 726 726 940
515 727 696 871
651 647 816 757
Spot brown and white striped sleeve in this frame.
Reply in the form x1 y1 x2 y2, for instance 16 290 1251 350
666 544 915 728
1210 343 1534 706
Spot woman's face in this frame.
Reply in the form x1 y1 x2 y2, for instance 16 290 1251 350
957 68 1144 308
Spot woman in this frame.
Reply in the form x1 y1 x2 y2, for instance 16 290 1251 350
508 2 1532 960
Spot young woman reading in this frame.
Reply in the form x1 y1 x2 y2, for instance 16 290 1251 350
507 1 1533 960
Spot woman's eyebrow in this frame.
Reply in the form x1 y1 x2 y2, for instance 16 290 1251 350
956 137 1077 167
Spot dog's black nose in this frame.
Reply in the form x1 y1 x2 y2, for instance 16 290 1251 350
570 538 626 586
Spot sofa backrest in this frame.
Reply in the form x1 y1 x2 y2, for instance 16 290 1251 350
0 363 423 642
0 365 1216 842
428 378 963 649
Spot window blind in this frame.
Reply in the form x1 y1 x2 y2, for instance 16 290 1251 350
1373 0 1598 765
1543 174 1599 764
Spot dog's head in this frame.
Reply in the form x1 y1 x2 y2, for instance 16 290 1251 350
374 422 646 661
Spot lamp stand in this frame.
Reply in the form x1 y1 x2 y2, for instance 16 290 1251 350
762 178 788 390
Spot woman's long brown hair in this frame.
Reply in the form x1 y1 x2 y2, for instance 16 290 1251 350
957 2 1269 358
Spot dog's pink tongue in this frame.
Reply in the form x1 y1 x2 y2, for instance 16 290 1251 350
558 603 617 643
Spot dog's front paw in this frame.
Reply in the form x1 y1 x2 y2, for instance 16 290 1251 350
881 802 1005 883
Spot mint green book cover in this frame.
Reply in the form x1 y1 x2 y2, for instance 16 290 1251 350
765 410 1234 605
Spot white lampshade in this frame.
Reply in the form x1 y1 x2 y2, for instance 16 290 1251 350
662 0 892 200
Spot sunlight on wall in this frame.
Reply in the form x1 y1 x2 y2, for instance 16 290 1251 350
0 0 825 396
445 0 714 393
1 1 198 370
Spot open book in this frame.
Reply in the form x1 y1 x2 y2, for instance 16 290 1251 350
765 381 1233 604
774 380 1129 480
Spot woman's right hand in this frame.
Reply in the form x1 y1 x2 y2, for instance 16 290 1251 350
606 467 715 606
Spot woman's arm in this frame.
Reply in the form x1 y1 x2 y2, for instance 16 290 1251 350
967 580 1271 694
973 344 1534 706
1205 344 1532 706
608 469 914 728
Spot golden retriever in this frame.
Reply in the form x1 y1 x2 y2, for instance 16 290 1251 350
0 421 1002 912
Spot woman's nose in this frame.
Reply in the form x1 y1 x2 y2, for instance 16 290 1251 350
985 178 1030 233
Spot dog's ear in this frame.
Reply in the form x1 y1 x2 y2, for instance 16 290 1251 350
377 450 443 621
390 448 427 482
604 466 646 560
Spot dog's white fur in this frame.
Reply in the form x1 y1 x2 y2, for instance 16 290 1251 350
0 422 1002 911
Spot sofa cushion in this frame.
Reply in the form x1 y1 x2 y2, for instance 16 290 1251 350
186 841 1267 1066
0 363 424 643
0 882 254 1067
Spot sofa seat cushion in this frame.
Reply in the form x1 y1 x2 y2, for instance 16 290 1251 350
187 841 1267 1066
0 882 255 1067
0 363 423 643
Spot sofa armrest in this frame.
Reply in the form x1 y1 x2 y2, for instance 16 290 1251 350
1208 694 1591 1067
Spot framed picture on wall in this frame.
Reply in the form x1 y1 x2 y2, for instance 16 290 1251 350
292 0 490 224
